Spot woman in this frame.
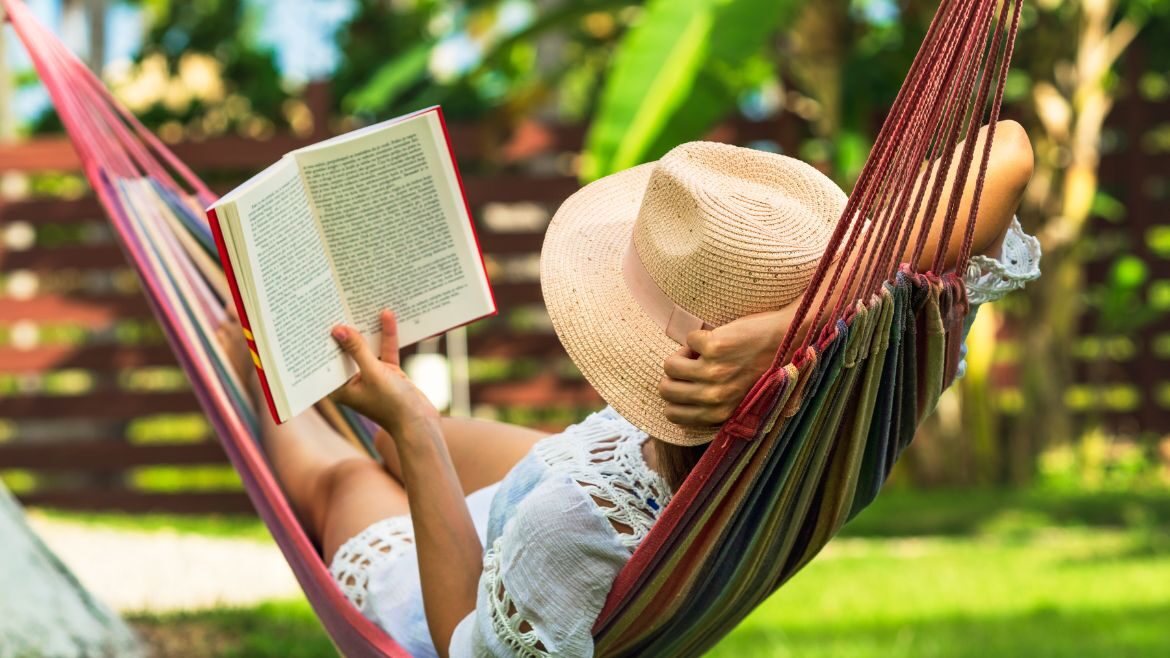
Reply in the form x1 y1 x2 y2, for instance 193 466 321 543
218 122 1039 657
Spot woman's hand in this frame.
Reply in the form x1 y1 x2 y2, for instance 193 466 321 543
329 309 439 437
658 309 789 427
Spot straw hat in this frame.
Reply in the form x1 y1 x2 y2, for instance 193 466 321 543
541 141 847 446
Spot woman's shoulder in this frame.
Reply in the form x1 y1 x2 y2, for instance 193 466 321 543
527 406 672 549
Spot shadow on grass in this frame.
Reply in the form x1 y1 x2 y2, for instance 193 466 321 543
842 489 1170 539
713 601 1170 658
130 600 337 658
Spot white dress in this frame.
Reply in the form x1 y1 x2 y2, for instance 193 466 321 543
331 407 667 658
329 219 1042 657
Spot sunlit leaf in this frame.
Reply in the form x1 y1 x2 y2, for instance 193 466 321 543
343 41 434 114
582 0 805 181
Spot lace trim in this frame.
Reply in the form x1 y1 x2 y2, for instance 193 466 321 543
481 537 551 657
535 407 672 549
329 515 415 610
965 217 1041 305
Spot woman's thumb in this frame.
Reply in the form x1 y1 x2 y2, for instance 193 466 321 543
332 325 378 372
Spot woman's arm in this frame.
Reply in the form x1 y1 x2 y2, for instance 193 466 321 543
375 417 548 495
329 311 480 658
659 120 1034 427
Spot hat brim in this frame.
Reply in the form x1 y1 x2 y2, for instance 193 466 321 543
541 162 718 446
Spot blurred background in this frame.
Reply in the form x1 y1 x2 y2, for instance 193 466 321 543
1 0 1169 656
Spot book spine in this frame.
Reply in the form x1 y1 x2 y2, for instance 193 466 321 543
206 206 284 424
434 106 498 321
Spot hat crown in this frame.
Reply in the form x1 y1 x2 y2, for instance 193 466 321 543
631 142 846 327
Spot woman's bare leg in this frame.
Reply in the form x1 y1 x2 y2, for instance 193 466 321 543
374 417 548 495
216 314 411 561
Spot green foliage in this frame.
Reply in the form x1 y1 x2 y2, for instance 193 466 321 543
128 465 243 493
341 41 434 116
330 0 446 118
1038 431 1169 493
336 0 637 122
1090 254 1164 335
581 0 803 181
131 0 290 131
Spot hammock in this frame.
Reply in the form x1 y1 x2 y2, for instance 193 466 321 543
3 0 1021 654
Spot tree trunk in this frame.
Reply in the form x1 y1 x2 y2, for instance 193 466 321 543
0 485 141 658
1001 0 1141 483
87 0 107 74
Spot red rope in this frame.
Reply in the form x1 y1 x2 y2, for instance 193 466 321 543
775 0 1023 364
956 0 1022 270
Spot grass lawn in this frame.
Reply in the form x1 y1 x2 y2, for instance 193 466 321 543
128 488 1170 657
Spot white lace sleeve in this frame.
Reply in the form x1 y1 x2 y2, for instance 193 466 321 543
448 477 632 657
954 217 1042 380
963 217 1041 305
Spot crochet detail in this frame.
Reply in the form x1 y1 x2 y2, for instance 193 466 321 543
329 515 415 610
475 409 670 656
482 537 551 657
535 407 672 549
965 217 1041 305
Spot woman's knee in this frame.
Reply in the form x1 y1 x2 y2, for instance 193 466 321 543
305 457 389 533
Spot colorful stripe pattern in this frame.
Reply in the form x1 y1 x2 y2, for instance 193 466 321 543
592 271 968 656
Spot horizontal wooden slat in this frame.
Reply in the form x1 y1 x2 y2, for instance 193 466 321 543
490 281 544 306
2 245 128 269
0 440 226 471
470 374 600 406
0 197 104 224
0 344 176 371
0 391 201 419
0 295 154 324
468 332 564 359
0 139 82 173
17 489 255 515
0 135 304 174
475 231 546 255
463 175 580 205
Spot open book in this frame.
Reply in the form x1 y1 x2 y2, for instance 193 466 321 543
207 106 495 424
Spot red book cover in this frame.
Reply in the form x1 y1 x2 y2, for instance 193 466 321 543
434 106 499 318
207 206 283 424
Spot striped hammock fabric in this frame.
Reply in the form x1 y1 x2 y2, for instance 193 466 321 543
3 0 1021 654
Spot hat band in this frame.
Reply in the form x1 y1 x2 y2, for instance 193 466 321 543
622 241 714 344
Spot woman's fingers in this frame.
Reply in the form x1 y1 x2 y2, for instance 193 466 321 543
379 310 400 366
658 376 717 406
664 402 728 427
663 347 707 382
332 325 379 373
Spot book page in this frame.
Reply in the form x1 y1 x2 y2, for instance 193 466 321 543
232 160 356 418
294 110 494 348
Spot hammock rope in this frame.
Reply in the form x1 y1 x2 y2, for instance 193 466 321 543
2 0 1021 654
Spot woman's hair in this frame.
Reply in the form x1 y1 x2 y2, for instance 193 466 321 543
653 438 710 492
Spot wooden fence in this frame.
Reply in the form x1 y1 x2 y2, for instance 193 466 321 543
0 97 802 513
